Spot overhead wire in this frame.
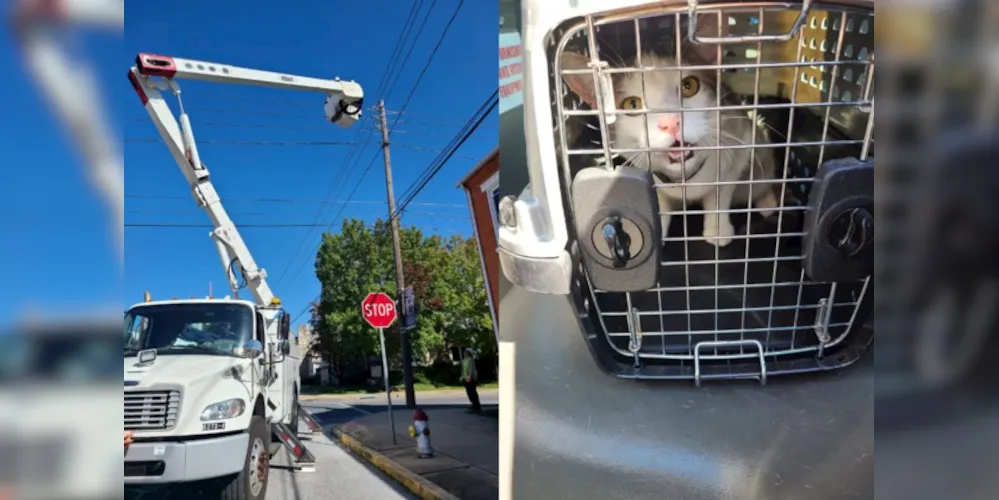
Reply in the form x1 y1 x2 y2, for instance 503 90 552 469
272 0 428 287
288 87 495 325
381 0 439 102
386 0 466 133
126 223 465 230
127 210 469 220
124 137 482 160
126 194 465 208
279 0 469 290
394 90 498 216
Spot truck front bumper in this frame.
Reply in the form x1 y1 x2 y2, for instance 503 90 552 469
124 432 249 484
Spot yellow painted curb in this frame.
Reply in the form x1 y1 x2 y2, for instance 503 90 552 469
333 428 460 500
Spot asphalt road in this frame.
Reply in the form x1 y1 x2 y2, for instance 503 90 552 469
125 415 418 500
267 426 417 500
302 389 500 430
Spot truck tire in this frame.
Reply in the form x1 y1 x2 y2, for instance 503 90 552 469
221 416 269 500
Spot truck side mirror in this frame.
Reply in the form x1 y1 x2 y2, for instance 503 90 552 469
278 311 290 340
240 339 264 359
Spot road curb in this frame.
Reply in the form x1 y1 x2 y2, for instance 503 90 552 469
301 388 499 402
332 427 460 500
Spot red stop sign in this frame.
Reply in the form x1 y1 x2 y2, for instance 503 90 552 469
361 292 397 329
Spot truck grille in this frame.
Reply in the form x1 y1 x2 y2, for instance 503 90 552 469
125 391 180 430
551 3 874 383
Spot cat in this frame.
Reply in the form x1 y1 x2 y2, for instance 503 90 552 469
559 41 780 248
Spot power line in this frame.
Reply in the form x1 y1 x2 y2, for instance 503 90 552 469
125 222 466 230
133 117 475 137
382 0 437 101
129 108 480 128
125 137 483 160
130 117 335 132
386 117 497 129
277 150 381 288
125 194 466 208
367 126 472 138
387 0 465 133
126 208 469 219
273 1 470 316
270 0 424 288
383 109 470 123
378 1 425 105
404 210 469 219
275 2 488 289
289 93 495 326
395 90 498 215
277 2 467 290
125 138 362 147
127 223 327 228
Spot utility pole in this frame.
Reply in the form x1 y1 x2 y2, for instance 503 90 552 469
378 100 416 409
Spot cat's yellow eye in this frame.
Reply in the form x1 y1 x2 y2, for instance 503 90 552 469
681 76 700 98
619 96 643 111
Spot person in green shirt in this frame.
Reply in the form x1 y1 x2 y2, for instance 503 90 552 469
461 347 481 412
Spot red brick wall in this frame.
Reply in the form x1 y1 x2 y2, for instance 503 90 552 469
463 151 500 330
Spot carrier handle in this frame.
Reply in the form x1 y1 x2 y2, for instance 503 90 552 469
687 0 814 44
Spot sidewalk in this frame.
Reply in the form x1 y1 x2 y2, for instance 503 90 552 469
332 406 499 500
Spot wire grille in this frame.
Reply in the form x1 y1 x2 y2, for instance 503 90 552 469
550 2 874 379
124 390 181 430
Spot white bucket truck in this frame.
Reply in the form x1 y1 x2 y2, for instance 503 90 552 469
123 53 363 499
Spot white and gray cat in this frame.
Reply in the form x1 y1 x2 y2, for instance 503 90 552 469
560 41 779 247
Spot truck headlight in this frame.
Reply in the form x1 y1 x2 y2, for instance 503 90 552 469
200 399 246 421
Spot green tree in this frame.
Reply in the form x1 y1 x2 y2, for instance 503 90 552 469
310 217 495 384
434 235 495 358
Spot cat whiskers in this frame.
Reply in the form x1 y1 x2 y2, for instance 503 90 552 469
694 130 745 171
714 128 768 171
597 44 629 69
720 114 783 140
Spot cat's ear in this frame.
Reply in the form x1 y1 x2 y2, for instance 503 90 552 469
559 51 598 107
682 12 728 64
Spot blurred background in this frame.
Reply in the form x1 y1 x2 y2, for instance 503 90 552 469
875 0 999 499
0 0 122 499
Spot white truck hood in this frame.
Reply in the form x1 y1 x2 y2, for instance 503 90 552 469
124 354 248 386
124 354 257 438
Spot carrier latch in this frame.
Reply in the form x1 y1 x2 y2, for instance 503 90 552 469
571 166 662 292
803 157 874 283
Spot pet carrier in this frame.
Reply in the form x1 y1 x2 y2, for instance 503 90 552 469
498 0 874 385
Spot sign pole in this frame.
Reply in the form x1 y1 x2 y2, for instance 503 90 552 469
378 326 396 445
362 292 399 445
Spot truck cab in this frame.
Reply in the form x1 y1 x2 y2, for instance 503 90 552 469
123 298 300 496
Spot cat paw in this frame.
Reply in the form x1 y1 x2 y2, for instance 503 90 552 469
703 222 735 247
755 192 780 218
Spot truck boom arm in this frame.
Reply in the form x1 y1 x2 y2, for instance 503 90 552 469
128 53 363 306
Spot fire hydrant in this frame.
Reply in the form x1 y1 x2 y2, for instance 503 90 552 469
408 409 434 458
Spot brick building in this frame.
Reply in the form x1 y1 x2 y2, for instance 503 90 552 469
457 149 500 344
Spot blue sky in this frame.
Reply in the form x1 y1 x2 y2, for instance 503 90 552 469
0 22 123 323
124 0 498 328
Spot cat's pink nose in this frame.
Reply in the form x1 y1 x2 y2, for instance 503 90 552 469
657 114 681 137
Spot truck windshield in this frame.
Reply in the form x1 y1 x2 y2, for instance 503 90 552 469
123 303 253 358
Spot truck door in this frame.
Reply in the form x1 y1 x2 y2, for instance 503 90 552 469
262 311 290 422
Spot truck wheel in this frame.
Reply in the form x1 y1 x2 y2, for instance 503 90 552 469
221 416 269 500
